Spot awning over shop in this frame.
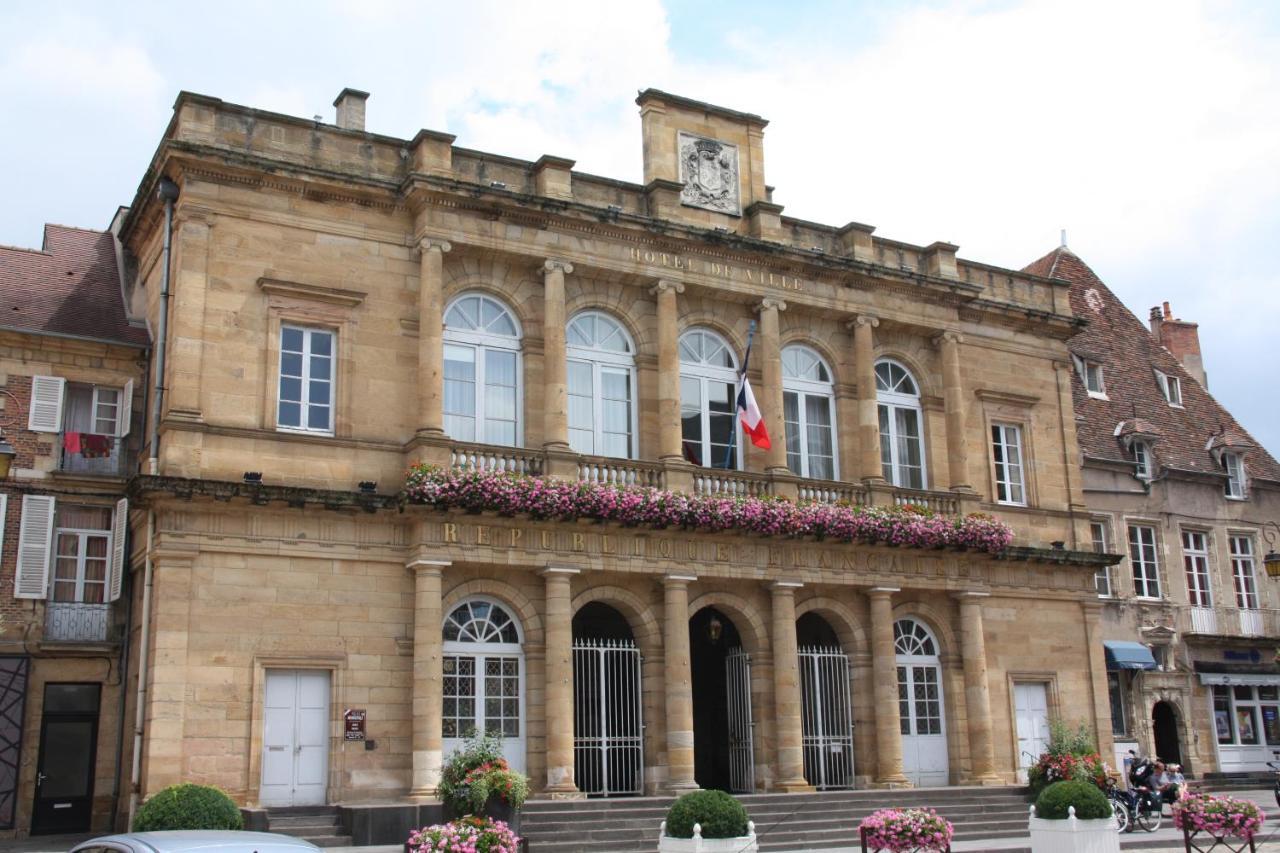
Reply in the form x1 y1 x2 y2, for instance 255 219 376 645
1104 641 1158 671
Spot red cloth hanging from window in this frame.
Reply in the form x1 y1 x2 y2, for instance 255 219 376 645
63 432 83 454
81 434 112 458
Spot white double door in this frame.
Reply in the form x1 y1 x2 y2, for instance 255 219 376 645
261 670 330 806
1015 682 1050 781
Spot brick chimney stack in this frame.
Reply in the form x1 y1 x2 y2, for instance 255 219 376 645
1152 300 1209 390
333 88 369 131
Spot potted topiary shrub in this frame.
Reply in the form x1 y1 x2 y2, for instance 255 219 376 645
659 790 757 853
1029 779 1119 853
436 734 528 835
132 783 244 832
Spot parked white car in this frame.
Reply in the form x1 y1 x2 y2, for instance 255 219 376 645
69 830 322 853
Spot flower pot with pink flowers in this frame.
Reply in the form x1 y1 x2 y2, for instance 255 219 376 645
858 807 953 852
1173 793 1265 852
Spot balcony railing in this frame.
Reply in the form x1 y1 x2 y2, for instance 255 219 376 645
1176 605 1280 639
449 442 544 475
58 434 128 476
797 480 869 505
891 486 960 515
692 469 772 497
45 602 111 643
577 457 665 488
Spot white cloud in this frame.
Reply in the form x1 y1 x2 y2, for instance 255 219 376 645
0 16 165 104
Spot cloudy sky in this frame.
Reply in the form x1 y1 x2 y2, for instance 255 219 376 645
2 0 1278 451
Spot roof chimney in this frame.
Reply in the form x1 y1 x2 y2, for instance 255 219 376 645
1157 302 1208 389
333 88 369 131
1149 304 1164 340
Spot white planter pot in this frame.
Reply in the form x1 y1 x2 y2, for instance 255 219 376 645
658 820 758 853
1028 805 1120 853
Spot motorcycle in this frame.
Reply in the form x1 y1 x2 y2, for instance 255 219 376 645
1121 750 1164 832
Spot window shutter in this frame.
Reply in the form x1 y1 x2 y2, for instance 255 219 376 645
14 495 55 600
27 376 65 433
0 494 6 574
108 498 128 602
117 380 134 438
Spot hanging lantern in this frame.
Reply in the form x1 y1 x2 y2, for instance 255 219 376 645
707 614 723 644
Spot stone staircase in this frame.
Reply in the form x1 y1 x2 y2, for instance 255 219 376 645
520 786 1031 852
263 806 353 848
1198 770 1275 793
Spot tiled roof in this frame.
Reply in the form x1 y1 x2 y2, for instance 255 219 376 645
1023 246 1280 483
0 224 149 347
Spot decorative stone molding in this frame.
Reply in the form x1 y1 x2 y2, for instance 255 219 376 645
257 277 367 307
417 237 452 255
649 279 685 296
543 259 575 276
755 297 787 314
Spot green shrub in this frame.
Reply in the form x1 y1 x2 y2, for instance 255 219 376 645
1034 779 1112 821
133 783 243 832
665 790 749 839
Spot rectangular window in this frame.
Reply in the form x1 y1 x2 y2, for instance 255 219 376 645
566 360 634 458
1133 441 1152 480
51 505 112 604
1128 524 1161 599
1182 530 1212 608
784 391 836 481
1224 453 1246 499
991 423 1026 505
1232 536 1259 610
1075 357 1106 397
1215 685 1280 746
1155 370 1183 406
1091 521 1112 597
1108 671 1128 736
277 326 334 434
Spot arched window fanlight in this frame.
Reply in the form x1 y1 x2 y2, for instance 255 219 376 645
566 311 636 458
443 293 522 447
876 359 926 489
443 599 521 645
679 328 739 469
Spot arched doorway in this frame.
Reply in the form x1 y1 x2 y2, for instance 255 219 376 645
1152 701 1183 766
894 618 948 786
442 598 526 772
572 602 643 796
690 606 753 792
797 613 855 789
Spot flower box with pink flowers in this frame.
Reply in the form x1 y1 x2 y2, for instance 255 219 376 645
1174 793 1265 852
858 808 953 853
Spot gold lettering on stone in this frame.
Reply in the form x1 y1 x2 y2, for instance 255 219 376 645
476 526 490 546
716 543 729 562
629 245 804 293
572 533 586 552
659 539 673 559
444 523 458 543
601 534 615 555
541 530 553 550
510 528 522 548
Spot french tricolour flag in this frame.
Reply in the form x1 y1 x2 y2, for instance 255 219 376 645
736 376 771 450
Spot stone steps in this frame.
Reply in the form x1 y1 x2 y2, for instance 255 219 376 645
263 806 352 849
519 786 1031 852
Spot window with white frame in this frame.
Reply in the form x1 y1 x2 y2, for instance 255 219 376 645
679 328 739 469
1074 356 1106 397
781 344 837 480
443 294 522 447
1091 520 1112 597
991 423 1026 506
1223 452 1246 499
51 505 113 604
1213 685 1280 747
1128 524 1161 599
1133 440 1153 481
277 325 335 434
876 360 925 489
1155 370 1183 407
1231 536 1259 610
1182 530 1213 608
565 311 635 459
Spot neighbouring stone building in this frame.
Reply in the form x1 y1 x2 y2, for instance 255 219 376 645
0 222 148 835
1024 246 1280 777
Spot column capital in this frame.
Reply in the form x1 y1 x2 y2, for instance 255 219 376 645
543 258 574 276
650 278 685 296
932 330 963 347
867 586 900 599
665 574 697 586
755 297 788 314
406 558 450 576
770 580 804 592
953 590 990 601
540 565 582 577
847 313 880 330
417 237 452 255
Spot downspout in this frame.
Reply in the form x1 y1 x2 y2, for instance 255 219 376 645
148 177 179 475
127 511 155 828
109 523 135 831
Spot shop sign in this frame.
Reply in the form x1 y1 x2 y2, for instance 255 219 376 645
344 708 367 741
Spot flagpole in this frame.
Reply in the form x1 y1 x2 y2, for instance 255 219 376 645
723 320 756 470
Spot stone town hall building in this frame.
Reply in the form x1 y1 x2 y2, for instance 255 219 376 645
3 86 1156 837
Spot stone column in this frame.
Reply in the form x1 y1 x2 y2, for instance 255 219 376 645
868 586 908 786
653 280 686 462
956 591 1001 784
408 559 449 798
770 582 809 791
140 550 194 795
851 315 884 483
166 210 214 421
935 331 972 491
1082 601 1116 762
416 238 451 436
542 260 574 451
542 566 580 794
756 299 788 473
664 574 698 791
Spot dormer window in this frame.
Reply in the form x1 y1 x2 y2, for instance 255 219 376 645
1074 356 1106 398
1133 440 1153 481
1223 452 1247 499
1155 370 1183 407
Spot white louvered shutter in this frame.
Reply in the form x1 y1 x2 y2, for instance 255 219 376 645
117 380 134 438
27 376 65 433
108 498 128 602
14 495 55 599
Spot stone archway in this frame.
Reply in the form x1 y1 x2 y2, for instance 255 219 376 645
689 606 753 793
1152 701 1183 767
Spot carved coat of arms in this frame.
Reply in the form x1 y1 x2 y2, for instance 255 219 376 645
677 132 740 215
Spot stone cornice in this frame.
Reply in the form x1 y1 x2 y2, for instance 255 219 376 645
257 277 367 307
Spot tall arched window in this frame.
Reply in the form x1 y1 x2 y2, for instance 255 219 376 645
443 598 526 772
443 294 522 446
894 618 947 786
782 345 837 480
566 311 636 458
679 329 739 469
876 360 926 489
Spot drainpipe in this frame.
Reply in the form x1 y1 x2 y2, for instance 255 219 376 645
149 177 179 475
127 510 156 828
109 522 136 831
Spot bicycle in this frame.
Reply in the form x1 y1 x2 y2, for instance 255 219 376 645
1104 777 1131 833
1266 751 1280 808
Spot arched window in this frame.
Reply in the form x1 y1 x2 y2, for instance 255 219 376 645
782 345 837 480
876 360 926 489
679 329 739 469
442 598 525 771
443 294 522 446
566 311 636 458
893 618 947 786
